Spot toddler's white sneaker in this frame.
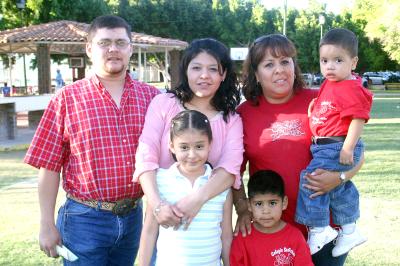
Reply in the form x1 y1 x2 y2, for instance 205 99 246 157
332 228 367 257
308 226 338 255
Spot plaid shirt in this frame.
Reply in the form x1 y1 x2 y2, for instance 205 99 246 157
24 74 159 201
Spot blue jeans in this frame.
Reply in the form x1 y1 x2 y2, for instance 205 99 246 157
56 198 143 266
295 140 363 227
312 240 348 266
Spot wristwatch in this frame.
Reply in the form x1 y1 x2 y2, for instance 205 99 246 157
339 172 346 184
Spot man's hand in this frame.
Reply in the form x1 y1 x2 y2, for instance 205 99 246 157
39 221 61 258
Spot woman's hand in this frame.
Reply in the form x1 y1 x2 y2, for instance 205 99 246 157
303 169 341 198
172 192 204 230
153 201 182 228
233 202 252 237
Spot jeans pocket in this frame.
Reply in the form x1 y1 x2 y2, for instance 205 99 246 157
64 199 93 216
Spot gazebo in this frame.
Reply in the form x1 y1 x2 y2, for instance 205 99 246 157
0 20 188 94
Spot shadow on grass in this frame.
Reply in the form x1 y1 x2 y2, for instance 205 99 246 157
363 123 400 151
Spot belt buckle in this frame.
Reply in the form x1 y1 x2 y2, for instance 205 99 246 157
112 198 136 216
311 136 317 144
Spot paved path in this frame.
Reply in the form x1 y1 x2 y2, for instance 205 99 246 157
0 127 35 149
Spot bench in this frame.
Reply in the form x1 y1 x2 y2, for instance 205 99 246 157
0 95 52 140
384 83 400 90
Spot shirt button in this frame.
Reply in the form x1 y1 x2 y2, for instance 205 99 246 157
123 139 127 143
126 161 130 165
128 184 132 187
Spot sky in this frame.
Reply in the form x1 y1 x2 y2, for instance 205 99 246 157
261 0 355 14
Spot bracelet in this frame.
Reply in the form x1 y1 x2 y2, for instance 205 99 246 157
152 200 166 217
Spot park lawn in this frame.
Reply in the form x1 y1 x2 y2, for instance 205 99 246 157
0 95 399 265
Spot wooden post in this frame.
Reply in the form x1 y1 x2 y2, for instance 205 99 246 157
170 50 181 89
37 44 51 94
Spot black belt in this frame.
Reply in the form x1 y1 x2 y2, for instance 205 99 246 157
312 136 346 145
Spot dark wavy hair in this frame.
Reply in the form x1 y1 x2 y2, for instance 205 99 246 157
168 38 241 122
242 34 306 105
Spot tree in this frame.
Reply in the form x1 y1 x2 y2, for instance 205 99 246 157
352 0 400 64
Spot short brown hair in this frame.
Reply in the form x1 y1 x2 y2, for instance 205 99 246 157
87 15 131 42
320 28 358 57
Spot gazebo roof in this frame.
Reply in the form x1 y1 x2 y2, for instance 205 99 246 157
0 20 188 54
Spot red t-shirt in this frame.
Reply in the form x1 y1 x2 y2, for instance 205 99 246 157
310 77 373 137
230 223 313 266
237 89 317 235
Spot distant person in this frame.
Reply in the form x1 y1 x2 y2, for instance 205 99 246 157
139 110 233 266
2 82 11 97
230 170 313 266
55 69 64 91
131 68 138 80
24 15 159 265
295 28 372 256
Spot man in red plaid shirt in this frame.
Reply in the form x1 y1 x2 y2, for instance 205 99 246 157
24 15 159 265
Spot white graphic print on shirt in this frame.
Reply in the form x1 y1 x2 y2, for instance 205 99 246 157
269 119 305 141
271 247 295 266
311 101 336 125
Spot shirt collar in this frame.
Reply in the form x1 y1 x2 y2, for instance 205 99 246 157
170 162 212 182
89 71 133 95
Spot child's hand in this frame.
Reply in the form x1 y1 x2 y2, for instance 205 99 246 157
308 98 316 117
340 147 354 165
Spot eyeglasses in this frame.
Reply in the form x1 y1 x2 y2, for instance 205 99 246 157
95 39 132 49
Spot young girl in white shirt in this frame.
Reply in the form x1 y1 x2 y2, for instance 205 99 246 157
138 110 233 266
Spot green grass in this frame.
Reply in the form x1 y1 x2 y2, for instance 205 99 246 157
369 96 400 119
0 92 399 265
0 150 37 189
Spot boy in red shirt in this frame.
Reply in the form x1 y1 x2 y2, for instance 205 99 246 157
295 28 372 257
230 170 313 266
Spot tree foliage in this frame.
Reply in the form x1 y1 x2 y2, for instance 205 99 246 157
352 0 400 64
0 0 398 72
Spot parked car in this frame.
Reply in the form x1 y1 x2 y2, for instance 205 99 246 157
361 77 368 88
313 73 323 85
302 73 313 87
362 72 389 85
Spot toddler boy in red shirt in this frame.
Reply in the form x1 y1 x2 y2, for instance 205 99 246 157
295 28 372 257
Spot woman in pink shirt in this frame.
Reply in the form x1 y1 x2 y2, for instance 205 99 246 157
134 38 243 228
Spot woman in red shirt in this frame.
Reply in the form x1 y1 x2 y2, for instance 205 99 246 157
232 34 363 266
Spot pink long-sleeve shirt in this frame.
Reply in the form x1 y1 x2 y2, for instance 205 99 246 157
133 93 243 189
